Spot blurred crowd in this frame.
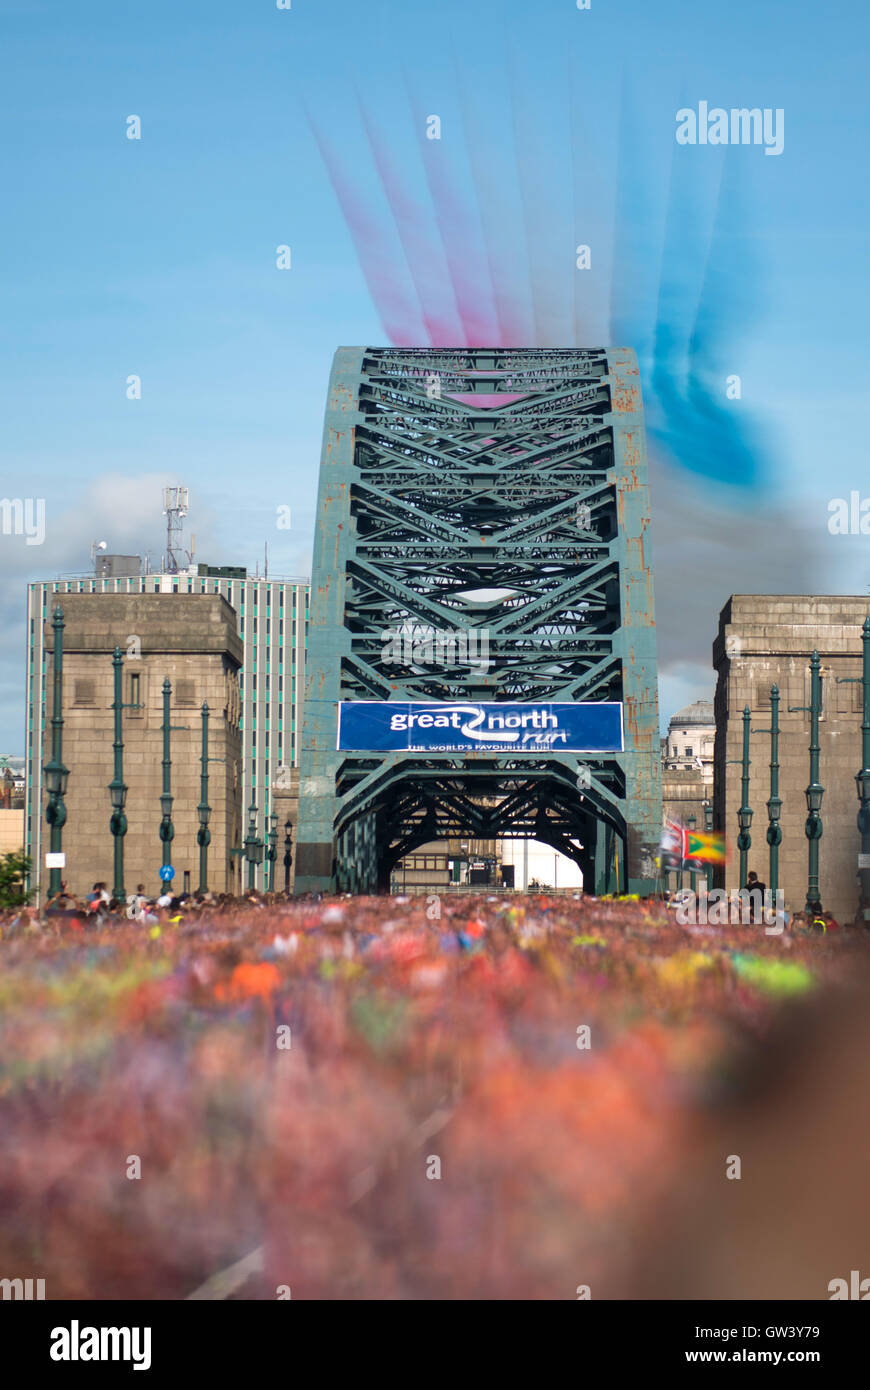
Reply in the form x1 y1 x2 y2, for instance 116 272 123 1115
5 882 293 934
4 880 860 938
1 891 868 1299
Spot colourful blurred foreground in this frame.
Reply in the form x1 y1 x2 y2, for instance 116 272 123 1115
1 895 868 1300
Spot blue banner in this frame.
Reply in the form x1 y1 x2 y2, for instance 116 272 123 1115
337 701 624 753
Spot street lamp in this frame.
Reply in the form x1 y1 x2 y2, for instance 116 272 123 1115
108 647 128 902
752 684 782 901
804 651 824 911
283 818 294 895
459 840 469 886
857 759 870 923
45 605 69 899
244 798 264 891
702 798 714 891
788 651 825 912
836 618 870 923
197 702 211 894
44 760 69 798
687 814 697 894
735 706 753 887
109 775 127 885
266 812 278 893
158 678 175 891
766 791 782 833
764 684 783 898
859 618 870 923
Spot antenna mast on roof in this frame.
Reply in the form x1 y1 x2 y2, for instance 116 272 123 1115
162 486 190 574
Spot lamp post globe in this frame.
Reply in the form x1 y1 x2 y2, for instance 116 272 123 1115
45 759 69 799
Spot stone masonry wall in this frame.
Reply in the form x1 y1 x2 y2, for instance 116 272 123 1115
713 595 870 923
42 595 243 900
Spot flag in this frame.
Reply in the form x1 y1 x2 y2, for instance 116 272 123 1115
659 819 687 873
659 821 726 871
685 830 726 866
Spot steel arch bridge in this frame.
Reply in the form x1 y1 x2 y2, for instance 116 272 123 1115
295 347 661 896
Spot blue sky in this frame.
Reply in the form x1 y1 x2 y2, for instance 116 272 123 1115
0 0 868 749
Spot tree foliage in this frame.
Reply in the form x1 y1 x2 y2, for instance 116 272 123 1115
0 850 31 908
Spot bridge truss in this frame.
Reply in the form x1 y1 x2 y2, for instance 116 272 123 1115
296 347 661 895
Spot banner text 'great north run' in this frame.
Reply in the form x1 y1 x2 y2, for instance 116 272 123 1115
337 702 624 753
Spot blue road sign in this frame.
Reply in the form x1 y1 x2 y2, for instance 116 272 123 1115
159 864 175 882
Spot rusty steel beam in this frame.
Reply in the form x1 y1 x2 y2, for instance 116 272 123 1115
296 348 662 895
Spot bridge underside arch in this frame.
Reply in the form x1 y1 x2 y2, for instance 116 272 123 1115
334 754 628 894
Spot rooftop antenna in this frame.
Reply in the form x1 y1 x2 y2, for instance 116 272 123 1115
162 486 190 574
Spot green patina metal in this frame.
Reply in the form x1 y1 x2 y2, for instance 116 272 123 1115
296 347 662 895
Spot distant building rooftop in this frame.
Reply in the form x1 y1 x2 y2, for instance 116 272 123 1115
668 699 714 728
95 553 142 579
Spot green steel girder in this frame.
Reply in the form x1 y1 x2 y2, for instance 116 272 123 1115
297 347 662 895
334 751 623 822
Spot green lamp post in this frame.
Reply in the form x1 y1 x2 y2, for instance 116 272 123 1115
752 685 782 899
266 812 278 893
735 705 753 887
244 798 264 890
44 604 70 899
702 798 714 891
857 618 870 923
283 818 294 895
196 701 211 894
804 651 824 912
158 678 175 890
765 685 782 896
789 651 825 912
108 647 128 901
835 621 870 923
686 814 697 894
